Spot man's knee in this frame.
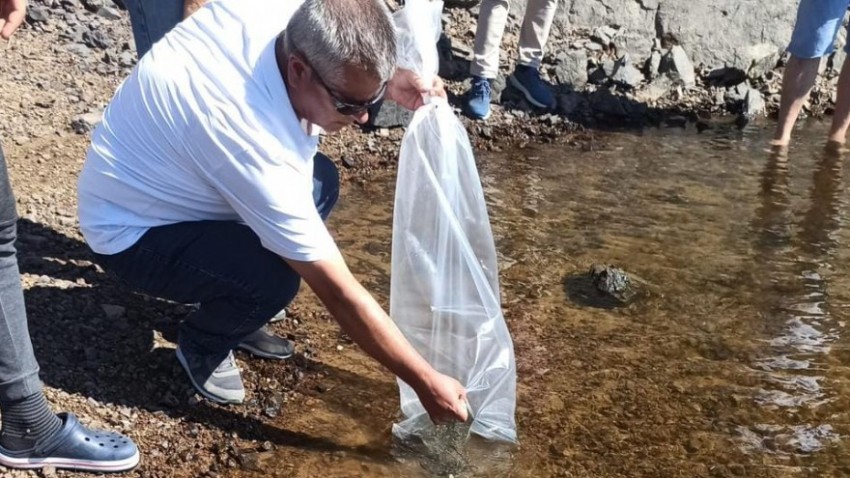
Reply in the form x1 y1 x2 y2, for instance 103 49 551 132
251 261 302 317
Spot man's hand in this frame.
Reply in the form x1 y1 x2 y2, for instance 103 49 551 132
0 0 26 40
386 68 447 111
415 370 469 424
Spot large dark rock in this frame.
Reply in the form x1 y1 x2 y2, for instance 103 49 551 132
589 264 639 304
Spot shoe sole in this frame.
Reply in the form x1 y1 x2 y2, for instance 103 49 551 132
466 108 491 121
508 75 553 109
236 342 294 360
0 450 140 472
268 310 286 323
175 348 244 405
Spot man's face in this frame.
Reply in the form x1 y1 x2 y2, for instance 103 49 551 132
289 55 386 133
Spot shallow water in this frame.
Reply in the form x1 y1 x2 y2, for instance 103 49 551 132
238 118 850 477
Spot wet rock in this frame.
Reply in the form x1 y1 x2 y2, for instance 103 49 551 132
664 115 688 128
726 82 750 104
743 87 766 118
589 264 639 303
696 119 713 133
70 111 103 134
554 50 588 89
660 46 696 88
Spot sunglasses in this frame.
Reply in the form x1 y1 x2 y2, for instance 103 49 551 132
299 53 387 116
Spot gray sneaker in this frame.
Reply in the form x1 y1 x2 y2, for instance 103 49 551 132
236 327 294 360
176 347 245 404
268 309 287 323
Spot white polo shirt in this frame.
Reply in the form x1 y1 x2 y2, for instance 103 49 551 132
77 0 338 262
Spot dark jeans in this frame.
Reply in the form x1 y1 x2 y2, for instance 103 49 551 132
93 154 340 356
124 0 183 58
0 145 43 402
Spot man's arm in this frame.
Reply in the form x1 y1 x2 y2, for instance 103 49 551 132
287 251 469 424
183 0 206 19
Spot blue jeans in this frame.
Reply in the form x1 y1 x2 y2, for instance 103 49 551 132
92 154 340 356
0 145 43 402
124 0 183 58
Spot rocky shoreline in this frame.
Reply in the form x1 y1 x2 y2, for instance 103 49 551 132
16 0 849 170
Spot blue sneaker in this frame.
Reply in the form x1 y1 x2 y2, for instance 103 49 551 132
509 65 556 110
465 76 492 120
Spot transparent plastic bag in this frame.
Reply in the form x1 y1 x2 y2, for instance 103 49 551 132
390 0 517 444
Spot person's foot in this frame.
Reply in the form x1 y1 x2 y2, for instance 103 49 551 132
770 137 790 148
176 346 245 404
0 413 139 472
465 76 492 120
509 65 556 110
825 139 848 156
236 327 294 360
268 308 287 323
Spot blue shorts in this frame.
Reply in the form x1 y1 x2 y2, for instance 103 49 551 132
788 0 850 58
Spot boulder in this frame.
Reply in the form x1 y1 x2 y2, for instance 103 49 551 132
554 50 588 89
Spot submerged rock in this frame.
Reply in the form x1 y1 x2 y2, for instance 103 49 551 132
589 264 640 303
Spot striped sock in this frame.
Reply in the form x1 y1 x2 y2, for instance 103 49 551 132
0 393 62 451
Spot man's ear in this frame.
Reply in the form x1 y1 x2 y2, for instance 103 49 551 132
286 54 310 91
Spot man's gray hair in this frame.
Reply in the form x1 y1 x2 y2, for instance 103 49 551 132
284 0 397 87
